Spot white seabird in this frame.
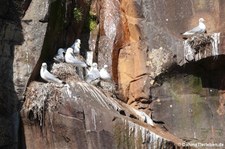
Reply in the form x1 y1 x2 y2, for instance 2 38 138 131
86 63 100 84
182 18 206 36
53 48 66 62
40 62 64 84
65 48 87 67
100 65 111 80
71 39 81 54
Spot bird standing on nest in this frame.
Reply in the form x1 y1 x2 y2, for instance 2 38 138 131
40 62 65 84
65 48 87 68
70 39 81 54
86 63 100 84
182 18 206 36
100 65 111 81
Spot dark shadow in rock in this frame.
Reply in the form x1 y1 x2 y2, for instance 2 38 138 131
181 55 225 90
153 55 225 90
27 0 93 85
0 0 24 148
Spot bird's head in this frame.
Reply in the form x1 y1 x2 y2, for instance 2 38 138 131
42 62 47 69
92 62 98 68
75 39 81 48
199 18 205 23
76 39 81 44
67 47 74 54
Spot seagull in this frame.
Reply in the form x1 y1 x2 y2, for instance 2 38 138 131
40 62 64 84
71 39 81 54
100 65 111 80
53 48 66 62
65 47 87 67
86 63 100 84
182 18 206 36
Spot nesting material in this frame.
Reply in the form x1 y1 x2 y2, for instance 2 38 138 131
24 82 64 126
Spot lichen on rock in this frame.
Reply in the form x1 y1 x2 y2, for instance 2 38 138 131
146 47 175 78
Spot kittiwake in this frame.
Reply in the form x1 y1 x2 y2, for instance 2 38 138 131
53 48 66 62
65 48 87 67
71 39 81 54
86 63 100 84
100 65 111 80
182 18 206 36
40 62 64 84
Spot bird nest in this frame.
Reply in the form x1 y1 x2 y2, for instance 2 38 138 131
23 82 64 126
187 34 212 55
51 63 81 82
23 62 83 126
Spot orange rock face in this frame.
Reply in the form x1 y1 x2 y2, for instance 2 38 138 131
118 42 150 104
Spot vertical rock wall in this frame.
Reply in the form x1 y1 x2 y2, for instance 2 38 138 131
89 0 225 146
14 0 49 100
0 0 80 148
0 0 23 148
94 0 225 105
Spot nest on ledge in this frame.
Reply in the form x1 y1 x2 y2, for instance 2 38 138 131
187 34 213 55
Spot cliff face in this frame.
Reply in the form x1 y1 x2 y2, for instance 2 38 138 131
86 0 225 146
0 0 23 148
1 0 225 148
21 63 181 148
111 0 225 146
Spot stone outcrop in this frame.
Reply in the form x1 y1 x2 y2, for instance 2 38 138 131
118 42 150 105
21 63 182 149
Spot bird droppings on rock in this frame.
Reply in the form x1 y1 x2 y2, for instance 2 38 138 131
24 82 64 126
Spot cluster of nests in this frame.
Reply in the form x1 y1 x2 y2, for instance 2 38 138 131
187 34 213 55
23 62 115 126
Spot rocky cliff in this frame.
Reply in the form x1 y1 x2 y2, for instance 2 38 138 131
1 0 225 148
21 63 182 148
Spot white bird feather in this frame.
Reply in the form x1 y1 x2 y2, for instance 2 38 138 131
100 65 111 80
182 18 206 36
65 48 87 67
86 63 100 83
40 62 64 84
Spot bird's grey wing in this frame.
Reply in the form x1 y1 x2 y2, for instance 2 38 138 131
73 56 87 67
44 70 62 83
186 26 202 34
70 42 76 49
73 47 80 54
66 53 76 63
86 73 94 83
86 71 100 82
54 54 65 62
